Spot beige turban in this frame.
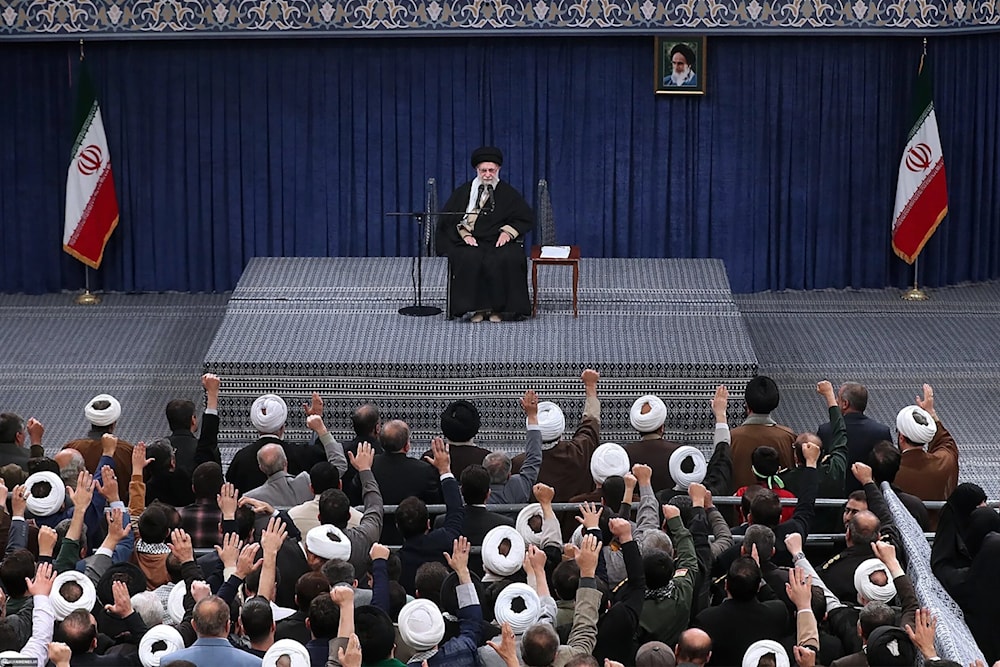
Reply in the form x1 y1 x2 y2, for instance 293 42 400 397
251 394 288 434
515 503 546 546
742 639 789 667
854 558 897 603
52 570 97 621
482 525 525 576
590 442 630 484
535 401 565 445
494 582 541 635
306 524 352 561
630 395 667 433
669 446 707 490
896 405 937 444
398 599 446 650
85 394 121 427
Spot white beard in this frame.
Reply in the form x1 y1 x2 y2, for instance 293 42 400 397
670 66 692 85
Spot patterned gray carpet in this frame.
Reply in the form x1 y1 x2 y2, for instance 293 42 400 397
3 271 997 496
206 258 758 451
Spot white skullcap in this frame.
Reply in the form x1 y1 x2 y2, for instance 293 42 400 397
397 599 446 651
250 394 288 434
481 525 525 577
854 558 897 603
167 581 187 624
85 393 122 427
494 582 541 635
895 405 937 444
590 442 630 484
535 401 565 445
630 395 667 433
25 471 66 517
669 446 708 490
515 503 546 546
306 524 352 561
742 639 790 667
263 638 311 667
271 600 297 622
138 624 185 667
52 570 97 621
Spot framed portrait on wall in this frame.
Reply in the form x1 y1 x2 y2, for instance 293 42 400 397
655 36 706 95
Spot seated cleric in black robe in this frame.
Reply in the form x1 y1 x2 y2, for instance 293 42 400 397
436 146 534 322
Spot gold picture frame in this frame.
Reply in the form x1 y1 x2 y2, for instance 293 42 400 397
655 36 706 95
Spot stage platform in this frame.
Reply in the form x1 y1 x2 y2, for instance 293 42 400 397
204 257 758 455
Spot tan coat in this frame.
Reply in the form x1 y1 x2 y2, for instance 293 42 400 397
729 420 796 491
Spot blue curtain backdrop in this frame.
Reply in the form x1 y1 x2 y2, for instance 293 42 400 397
1 34 998 294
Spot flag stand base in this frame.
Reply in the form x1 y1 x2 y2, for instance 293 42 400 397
75 290 101 305
901 287 929 301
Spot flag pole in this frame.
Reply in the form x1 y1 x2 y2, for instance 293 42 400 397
76 267 101 305
902 256 928 301
72 39 101 306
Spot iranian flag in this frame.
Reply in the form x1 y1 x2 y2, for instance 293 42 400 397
892 54 948 264
63 63 119 269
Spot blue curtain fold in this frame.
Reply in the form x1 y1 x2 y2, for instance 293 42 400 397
1 34 998 294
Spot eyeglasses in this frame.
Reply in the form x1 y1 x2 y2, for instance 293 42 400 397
477 167 499 174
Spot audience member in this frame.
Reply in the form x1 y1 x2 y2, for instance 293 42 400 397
816 382 892 494
729 376 796 490
893 384 959 501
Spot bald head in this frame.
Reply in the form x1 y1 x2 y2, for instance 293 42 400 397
257 444 287 477
55 449 87 486
192 596 231 638
676 628 712 664
847 510 881 546
380 419 410 454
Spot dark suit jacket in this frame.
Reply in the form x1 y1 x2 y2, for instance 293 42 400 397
399 475 463 594
421 443 491 483
434 504 514 576
694 597 790 666
368 450 441 545
818 411 892 493
169 411 222 475
819 543 875 604
830 650 869 667
341 433 382 500
0 442 30 470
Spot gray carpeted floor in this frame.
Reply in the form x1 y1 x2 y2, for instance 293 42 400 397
2 278 997 495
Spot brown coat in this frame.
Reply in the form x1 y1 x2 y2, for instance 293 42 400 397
511 416 601 503
63 432 134 503
729 421 796 492
895 419 959 501
624 437 683 494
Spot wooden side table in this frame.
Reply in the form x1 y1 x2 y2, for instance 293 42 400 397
531 245 581 318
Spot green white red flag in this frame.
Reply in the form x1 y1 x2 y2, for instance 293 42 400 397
63 63 119 269
892 53 948 264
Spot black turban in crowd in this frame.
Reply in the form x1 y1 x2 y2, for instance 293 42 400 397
441 400 481 442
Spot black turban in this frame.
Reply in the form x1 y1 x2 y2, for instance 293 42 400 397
441 400 481 442
97 562 148 605
670 43 696 68
471 146 504 168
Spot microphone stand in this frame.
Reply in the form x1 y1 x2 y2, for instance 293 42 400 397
386 210 467 317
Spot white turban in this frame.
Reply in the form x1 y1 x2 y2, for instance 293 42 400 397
494 582 541 635
52 570 97 621
630 395 667 433
263 639 311 667
669 446 708 490
167 581 187 624
306 524 352 561
742 639 790 667
25 471 66 517
590 442 629 484
251 394 288 434
896 405 937 444
85 393 122 427
482 525 525 577
138 624 185 667
535 401 565 446
516 504 546 546
0 652 30 662
854 558 897 603
570 524 584 548
397 599 445 651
